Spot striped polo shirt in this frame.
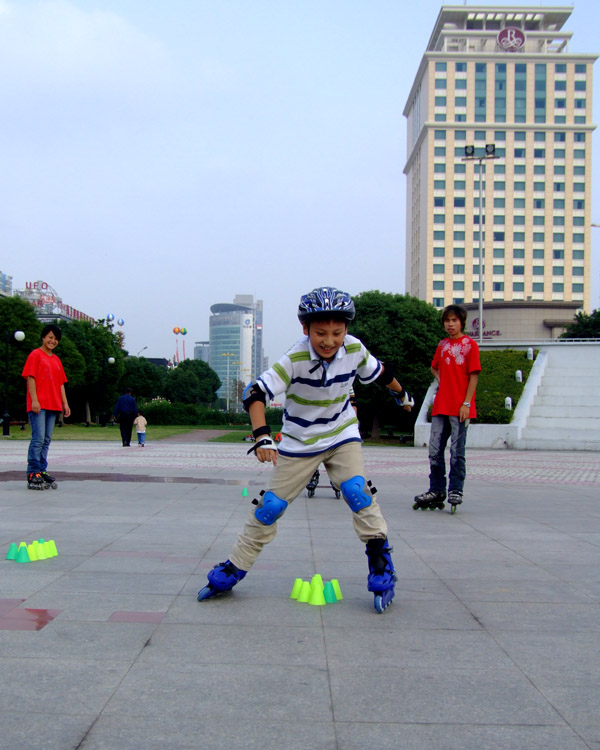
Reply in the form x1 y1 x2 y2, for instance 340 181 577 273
256 334 382 457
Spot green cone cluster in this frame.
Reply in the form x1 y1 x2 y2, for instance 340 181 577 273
5 539 59 563
290 574 343 606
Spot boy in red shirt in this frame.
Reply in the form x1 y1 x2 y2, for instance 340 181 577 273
22 324 70 490
414 305 481 513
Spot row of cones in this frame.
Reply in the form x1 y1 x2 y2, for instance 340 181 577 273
6 540 58 563
290 574 343 606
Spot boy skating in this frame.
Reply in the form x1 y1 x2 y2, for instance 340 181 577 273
197 286 413 613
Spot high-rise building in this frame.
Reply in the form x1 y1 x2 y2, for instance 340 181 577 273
194 341 210 362
208 295 265 408
0 271 12 297
404 6 596 313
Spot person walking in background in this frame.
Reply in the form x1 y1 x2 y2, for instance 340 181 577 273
133 410 147 447
113 387 137 446
413 304 481 514
22 324 71 490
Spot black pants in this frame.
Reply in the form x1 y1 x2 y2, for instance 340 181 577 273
118 413 135 446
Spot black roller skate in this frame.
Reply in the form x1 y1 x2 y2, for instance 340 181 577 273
306 469 320 498
197 559 247 602
331 481 341 499
40 472 58 489
447 490 463 515
413 490 446 511
27 472 47 491
365 538 397 613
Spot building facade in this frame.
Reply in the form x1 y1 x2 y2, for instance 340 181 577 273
208 294 265 408
14 280 94 322
404 6 596 313
1 271 12 297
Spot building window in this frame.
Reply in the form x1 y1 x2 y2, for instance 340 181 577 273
493 231 505 241
435 62 447 71
433 247 445 257
533 232 545 242
513 232 525 241
493 248 505 258
572 267 584 276
575 80 586 91
513 282 525 292
455 62 467 72
455 97 467 107
533 282 544 292
434 214 445 224
572 284 584 294
453 281 464 290
433 231 445 240
434 130 446 140
454 197 465 207
435 78 447 89
493 282 504 292
433 297 445 307
574 132 586 142
433 264 445 273
434 146 446 156
433 281 444 290
573 183 585 192
513 216 525 225
435 97 447 107
553 283 564 292
533 267 545 275
454 247 465 257
434 196 445 207
575 64 586 73
434 163 446 173
553 250 564 259
434 180 446 189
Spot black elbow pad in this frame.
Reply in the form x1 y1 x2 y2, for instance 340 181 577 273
242 383 267 412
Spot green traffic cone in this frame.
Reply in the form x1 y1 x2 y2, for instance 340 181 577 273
323 581 337 603
6 543 18 560
308 581 326 606
242 487 249 497
310 573 324 590
290 578 303 599
331 579 343 601
297 581 311 603
15 546 31 563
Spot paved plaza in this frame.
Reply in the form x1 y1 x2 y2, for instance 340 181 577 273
0 439 599 749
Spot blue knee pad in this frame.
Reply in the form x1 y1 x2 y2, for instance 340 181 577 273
340 475 372 513
254 490 288 525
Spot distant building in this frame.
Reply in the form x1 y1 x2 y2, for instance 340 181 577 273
404 5 597 315
0 271 12 297
462 300 582 340
194 341 210 362
14 280 94 323
209 294 265 408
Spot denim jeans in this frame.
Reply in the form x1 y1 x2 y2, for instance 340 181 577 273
27 410 58 474
428 415 469 495
137 431 146 445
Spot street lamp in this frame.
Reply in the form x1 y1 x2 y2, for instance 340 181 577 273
137 346 148 357
463 143 499 344
220 352 235 412
232 361 243 411
100 356 116 427
3 330 25 437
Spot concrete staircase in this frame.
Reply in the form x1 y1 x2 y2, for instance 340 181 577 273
517 345 600 450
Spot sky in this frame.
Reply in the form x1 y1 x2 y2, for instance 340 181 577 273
2 0 599 365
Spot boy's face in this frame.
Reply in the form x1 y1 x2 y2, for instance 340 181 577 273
302 319 347 362
443 313 463 339
41 331 59 353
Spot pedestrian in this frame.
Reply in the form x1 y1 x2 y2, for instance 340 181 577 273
113 387 137 446
197 286 414 613
413 304 481 514
133 410 147 447
22 324 71 490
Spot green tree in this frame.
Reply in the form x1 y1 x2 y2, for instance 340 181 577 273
119 356 165 400
0 297 42 422
560 309 600 339
163 359 221 405
59 320 125 423
349 291 444 438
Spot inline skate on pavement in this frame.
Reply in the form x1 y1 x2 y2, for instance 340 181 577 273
27 472 48 491
40 472 58 489
413 490 446 512
366 538 396 613
447 490 463 515
197 559 247 601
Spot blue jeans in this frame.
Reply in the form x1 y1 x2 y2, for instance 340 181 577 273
137 431 146 445
27 410 58 474
428 415 469 495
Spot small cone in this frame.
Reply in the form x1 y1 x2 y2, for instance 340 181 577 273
297 581 311 603
6 543 18 560
15 546 30 563
43 541 55 558
290 578 303 599
331 579 343 601
310 573 324 590
27 543 39 561
48 540 58 557
18 542 27 549
241 487 249 497
35 541 47 560
308 581 326 606
323 581 337 603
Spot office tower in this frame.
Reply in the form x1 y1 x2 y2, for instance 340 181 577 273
404 6 596 313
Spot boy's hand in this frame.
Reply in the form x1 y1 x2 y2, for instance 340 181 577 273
31 399 41 414
388 388 414 411
247 436 278 466
459 404 470 423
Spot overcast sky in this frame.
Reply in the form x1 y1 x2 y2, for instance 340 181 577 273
2 0 599 364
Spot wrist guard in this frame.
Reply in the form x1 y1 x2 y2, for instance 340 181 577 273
389 387 414 408
247 436 277 455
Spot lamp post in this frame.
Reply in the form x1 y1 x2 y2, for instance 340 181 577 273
463 143 499 344
137 346 148 357
100 356 116 427
3 330 25 437
220 352 235 412
232 361 243 411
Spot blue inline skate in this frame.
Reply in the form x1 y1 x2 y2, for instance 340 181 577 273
365 538 396 613
197 560 247 602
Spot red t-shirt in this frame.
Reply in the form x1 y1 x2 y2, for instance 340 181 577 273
22 348 67 412
431 335 481 418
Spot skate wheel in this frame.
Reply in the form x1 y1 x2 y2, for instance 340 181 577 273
450 504 457 515
307 489 314 498
438 503 445 510
374 593 393 613
335 491 341 499
420 506 427 511
197 585 217 602
412 503 419 510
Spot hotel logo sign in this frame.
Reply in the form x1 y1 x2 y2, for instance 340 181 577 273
497 27 525 52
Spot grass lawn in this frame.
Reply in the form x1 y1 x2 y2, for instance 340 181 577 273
3 424 217 442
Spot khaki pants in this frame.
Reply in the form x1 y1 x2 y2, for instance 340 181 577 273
230 441 388 571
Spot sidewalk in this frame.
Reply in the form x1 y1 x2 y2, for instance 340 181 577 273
0 441 599 749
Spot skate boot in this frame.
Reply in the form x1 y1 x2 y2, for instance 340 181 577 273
447 490 463 515
306 469 320 498
413 490 446 511
40 472 58 489
27 472 46 491
197 559 247 602
365 538 397 614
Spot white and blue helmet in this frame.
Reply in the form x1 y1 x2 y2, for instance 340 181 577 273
297 287 355 324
